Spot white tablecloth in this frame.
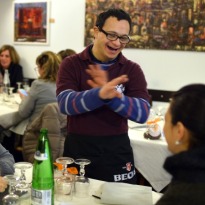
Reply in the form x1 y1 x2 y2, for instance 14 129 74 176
0 93 20 115
0 101 19 115
129 120 172 192
19 178 162 205
0 94 28 135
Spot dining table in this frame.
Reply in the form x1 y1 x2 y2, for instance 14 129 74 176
128 119 172 193
0 93 19 115
0 178 163 205
0 93 28 136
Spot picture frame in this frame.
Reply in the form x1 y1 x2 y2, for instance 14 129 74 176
85 0 205 52
13 0 50 45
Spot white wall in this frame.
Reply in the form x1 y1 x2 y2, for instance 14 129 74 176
0 0 205 91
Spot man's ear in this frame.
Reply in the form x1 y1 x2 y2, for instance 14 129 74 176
93 26 99 38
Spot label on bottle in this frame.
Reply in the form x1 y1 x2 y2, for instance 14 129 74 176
34 150 48 161
31 188 52 205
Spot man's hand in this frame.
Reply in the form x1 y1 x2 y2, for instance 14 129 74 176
86 64 108 88
99 75 128 99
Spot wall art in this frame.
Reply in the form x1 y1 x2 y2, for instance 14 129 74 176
14 0 49 45
85 0 205 52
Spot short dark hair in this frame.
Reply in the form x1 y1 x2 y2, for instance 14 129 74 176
95 9 132 33
170 84 205 149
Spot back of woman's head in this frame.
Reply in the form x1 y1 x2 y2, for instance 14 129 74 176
0 45 20 64
57 49 76 60
170 84 205 149
36 51 61 82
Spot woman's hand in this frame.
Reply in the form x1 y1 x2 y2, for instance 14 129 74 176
18 89 28 99
0 176 8 193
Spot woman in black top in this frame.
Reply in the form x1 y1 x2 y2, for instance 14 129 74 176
156 84 205 205
0 45 24 92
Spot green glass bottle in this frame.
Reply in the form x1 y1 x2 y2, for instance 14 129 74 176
31 128 54 205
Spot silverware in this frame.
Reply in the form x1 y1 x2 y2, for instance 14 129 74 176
129 125 147 129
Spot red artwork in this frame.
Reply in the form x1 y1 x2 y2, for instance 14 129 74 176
14 1 48 44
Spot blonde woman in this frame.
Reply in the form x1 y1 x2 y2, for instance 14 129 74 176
0 51 61 136
0 45 24 92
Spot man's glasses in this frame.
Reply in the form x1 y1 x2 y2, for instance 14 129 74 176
99 27 130 44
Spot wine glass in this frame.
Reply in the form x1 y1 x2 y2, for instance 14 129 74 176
56 157 74 177
16 82 22 91
22 79 30 92
8 87 15 105
55 157 75 202
2 175 20 205
74 158 91 198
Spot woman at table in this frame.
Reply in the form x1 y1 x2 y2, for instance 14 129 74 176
0 144 14 176
0 143 15 193
0 51 60 143
156 83 205 205
0 45 24 92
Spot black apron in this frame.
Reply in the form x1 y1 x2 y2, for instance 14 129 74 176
63 133 137 184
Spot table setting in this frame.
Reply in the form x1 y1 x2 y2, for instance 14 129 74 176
0 157 163 205
0 92 20 115
128 105 172 192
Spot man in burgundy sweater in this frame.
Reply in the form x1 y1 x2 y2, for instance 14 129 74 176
56 9 150 184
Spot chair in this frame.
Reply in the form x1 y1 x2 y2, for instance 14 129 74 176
22 103 67 163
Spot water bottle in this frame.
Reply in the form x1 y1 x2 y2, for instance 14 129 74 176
0 72 3 93
31 128 54 205
3 69 10 101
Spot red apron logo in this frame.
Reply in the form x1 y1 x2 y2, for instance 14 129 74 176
125 162 132 171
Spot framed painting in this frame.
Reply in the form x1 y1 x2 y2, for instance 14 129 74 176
13 0 50 45
85 0 205 52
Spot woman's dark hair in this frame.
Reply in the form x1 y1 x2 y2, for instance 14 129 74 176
95 9 132 33
170 84 205 149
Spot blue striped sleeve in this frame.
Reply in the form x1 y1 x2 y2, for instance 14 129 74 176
106 95 150 123
57 88 105 115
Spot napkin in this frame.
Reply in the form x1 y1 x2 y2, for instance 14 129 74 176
97 182 152 205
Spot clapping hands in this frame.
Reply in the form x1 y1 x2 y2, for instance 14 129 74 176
86 64 128 99
86 64 108 88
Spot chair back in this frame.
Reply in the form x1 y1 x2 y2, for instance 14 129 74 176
22 103 67 163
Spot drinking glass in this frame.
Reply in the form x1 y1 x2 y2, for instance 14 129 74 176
14 162 33 204
22 79 30 92
16 82 22 91
56 157 74 176
2 175 20 205
14 162 33 192
8 87 15 105
0 84 3 104
74 158 91 198
55 157 75 202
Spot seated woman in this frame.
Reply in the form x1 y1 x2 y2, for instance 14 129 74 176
0 144 14 176
156 83 205 205
0 143 15 193
0 51 61 153
0 45 24 92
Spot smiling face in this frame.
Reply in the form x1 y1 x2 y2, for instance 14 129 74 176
92 17 130 62
0 49 12 69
